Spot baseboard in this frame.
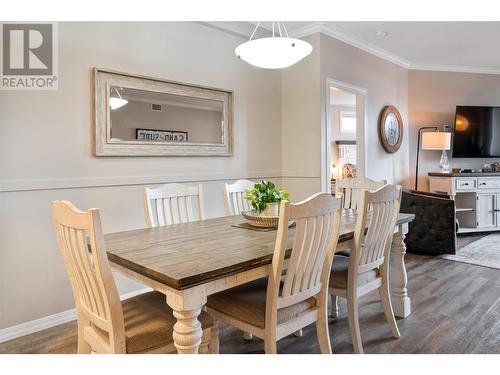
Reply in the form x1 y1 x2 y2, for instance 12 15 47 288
0 287 152 344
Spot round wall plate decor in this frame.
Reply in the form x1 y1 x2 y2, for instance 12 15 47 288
379 105 403 153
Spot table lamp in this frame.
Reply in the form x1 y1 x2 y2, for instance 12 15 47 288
331 163 337 181
415 127 451 190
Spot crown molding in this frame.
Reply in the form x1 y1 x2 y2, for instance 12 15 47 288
291 22 500 76
197 21 270 40
408 63 500 76
291 22 411 69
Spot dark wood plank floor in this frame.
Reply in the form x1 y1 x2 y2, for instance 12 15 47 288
1 251 499 354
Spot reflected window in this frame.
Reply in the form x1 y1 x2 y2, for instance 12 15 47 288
340 111 356 134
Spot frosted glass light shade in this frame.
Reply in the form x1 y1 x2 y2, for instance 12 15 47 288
422 132 451 150
235 37 312 69
109 97 128 110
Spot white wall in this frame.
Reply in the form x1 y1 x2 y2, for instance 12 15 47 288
0 22 282 329
409 70 500 191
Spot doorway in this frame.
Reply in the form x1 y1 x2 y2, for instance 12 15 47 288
322 79 367 193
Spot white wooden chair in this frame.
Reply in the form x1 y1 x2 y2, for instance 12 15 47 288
51 200 217 354
223 179 255 216
207 193 342 354
144 183 205 227
329 184 402 354
335 177 387 210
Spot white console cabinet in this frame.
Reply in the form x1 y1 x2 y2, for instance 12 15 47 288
429 173 500 234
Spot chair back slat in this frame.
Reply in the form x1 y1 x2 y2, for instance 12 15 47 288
52 200 125 352
336 177 387 210
352 185 402 273
270 193 342 311
223 179 255 216
144 183 205 227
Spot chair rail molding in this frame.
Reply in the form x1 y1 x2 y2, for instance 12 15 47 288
0 170 283 193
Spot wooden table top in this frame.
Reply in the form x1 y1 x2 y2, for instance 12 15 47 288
105 211 415 290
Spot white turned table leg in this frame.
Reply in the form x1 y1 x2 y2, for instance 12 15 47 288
167 287 207 354
391 224 411 318
172 308 203 354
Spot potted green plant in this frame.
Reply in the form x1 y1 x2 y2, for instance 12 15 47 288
244 180 290 216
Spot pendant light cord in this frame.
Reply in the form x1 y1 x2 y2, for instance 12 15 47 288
115 87 123 100
281 22 289 37
249 21 289 41
249 21 261 41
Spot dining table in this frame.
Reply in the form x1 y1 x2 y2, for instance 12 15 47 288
104 210 415 354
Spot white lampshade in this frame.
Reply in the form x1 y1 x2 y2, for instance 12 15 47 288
422 132 451 150
235 37 312 69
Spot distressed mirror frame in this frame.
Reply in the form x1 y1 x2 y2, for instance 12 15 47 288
94 68 233 156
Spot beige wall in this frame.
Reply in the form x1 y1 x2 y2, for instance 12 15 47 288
281 33 410 202
320 34 410 188
281 34 323 200
0 22 282 330
409 70 500 190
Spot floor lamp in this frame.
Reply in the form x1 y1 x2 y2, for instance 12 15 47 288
415 127 452 190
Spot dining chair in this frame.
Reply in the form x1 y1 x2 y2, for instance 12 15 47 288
222 179 258 341
51 200 217 354
144 183 205 227
223 179 255 216
206 193 342 354
329 184 402 354
335 177 387 210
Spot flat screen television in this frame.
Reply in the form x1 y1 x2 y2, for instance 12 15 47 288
453 105 500 158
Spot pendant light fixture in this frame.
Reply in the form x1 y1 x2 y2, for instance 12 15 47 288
109 87 128 110
235 22 312 69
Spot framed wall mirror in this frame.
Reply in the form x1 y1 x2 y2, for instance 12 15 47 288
94 68 233 156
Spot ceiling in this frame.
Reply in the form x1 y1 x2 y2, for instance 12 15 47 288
330 87 356 107
237 22 500 74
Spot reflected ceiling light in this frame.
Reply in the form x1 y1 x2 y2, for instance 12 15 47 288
235 22 312 69
110 88 128 110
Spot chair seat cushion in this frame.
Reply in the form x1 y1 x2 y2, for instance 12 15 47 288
206 278 316 329
122 291 213 354
329 255 378 290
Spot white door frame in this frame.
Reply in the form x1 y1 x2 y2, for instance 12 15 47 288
322 78 368 193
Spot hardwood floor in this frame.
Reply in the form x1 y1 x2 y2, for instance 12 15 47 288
1 252 499 354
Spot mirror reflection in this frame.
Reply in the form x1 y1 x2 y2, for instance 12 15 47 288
109 86 224 144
